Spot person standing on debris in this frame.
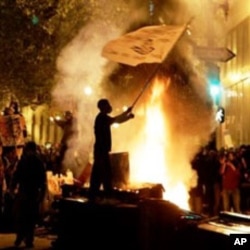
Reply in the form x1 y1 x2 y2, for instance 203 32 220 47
10 141 47 249
88 99 134 201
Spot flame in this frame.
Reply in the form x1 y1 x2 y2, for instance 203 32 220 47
163 182 190 210
129 77 191 210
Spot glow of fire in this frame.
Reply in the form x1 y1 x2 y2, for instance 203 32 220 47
130 78 190 210
163 182 190 210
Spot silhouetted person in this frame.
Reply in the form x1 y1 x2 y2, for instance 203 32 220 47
10 141 46 248
89 99 134 201
55 111 76 173
190 149 205 214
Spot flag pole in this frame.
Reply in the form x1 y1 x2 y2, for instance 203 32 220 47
131 64 160 108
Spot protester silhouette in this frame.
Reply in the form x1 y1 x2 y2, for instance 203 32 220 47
88 99 134 201
10 141 47 249
55 110 76 173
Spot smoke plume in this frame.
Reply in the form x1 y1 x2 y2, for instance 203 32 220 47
52 0 224 198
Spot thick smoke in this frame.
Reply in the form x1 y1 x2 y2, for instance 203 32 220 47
52 0 224 194
52 1 150 175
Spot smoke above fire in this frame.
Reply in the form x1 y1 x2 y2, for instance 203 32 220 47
52 0 225 207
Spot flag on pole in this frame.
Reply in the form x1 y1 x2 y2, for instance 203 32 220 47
102 24 187 66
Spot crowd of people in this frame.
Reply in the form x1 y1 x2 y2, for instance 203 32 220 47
190 144 250 216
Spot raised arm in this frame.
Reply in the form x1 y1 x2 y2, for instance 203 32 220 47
112 106 134 124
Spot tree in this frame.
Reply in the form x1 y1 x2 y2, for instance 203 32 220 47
0 0 92 107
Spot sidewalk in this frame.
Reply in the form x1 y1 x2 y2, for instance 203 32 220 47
0 228 56 250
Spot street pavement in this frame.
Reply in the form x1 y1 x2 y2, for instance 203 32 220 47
0 227 56 250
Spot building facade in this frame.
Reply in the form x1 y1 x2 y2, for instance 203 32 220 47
220 1 250 148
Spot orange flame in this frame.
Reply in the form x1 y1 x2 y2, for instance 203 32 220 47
128 77 195 210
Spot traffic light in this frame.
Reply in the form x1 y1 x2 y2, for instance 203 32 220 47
216 107 225 123
206 62 221 105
